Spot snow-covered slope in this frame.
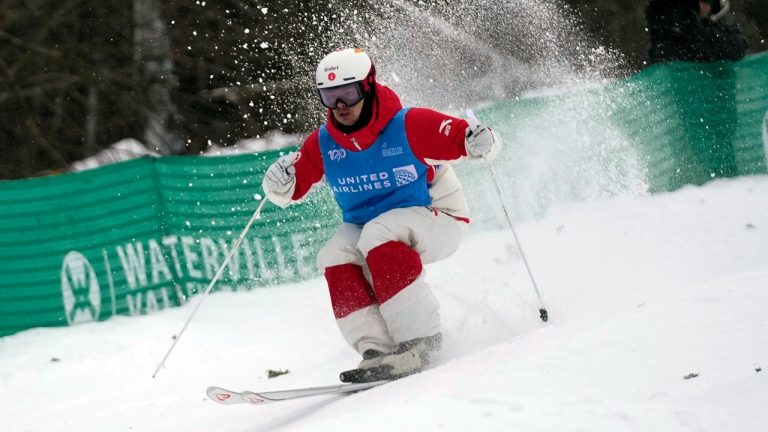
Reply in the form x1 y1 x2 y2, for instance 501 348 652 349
2 176 767 432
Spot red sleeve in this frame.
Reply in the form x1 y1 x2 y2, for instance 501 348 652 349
404 108 470 164
291 129 325 200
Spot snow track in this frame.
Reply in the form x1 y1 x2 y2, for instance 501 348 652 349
2 177 767 431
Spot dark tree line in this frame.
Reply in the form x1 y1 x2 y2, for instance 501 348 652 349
0 0 348 178
0 0 765 180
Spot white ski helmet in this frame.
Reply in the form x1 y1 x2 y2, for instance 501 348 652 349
315 48 376 108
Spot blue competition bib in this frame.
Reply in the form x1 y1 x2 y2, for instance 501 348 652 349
319 108 431 224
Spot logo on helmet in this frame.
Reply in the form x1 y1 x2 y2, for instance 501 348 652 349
328 72 336 81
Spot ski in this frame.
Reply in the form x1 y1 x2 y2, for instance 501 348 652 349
207 380 389 406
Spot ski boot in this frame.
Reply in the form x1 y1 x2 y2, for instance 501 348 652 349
340 333 442 383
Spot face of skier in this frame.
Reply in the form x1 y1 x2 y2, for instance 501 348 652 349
331 98 364 126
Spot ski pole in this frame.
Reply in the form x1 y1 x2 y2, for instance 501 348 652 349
152 195 271 378
466 109 549 322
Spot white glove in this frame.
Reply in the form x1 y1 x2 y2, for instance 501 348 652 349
465 124 501 160
262 152 298 208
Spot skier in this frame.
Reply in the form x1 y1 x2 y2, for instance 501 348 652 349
261 48 501 383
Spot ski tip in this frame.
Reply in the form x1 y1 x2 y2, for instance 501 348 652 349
206 386 244 405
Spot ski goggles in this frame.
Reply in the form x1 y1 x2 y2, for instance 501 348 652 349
317 82 366 109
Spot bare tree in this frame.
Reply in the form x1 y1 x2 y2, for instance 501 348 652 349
0 0 765 179
133 0 183 154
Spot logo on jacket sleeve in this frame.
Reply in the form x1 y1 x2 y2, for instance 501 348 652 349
439 119 453 136
393 165 419 186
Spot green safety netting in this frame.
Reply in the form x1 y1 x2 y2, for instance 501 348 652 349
1 52 766 337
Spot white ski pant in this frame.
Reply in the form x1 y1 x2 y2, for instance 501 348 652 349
317 206 468 354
